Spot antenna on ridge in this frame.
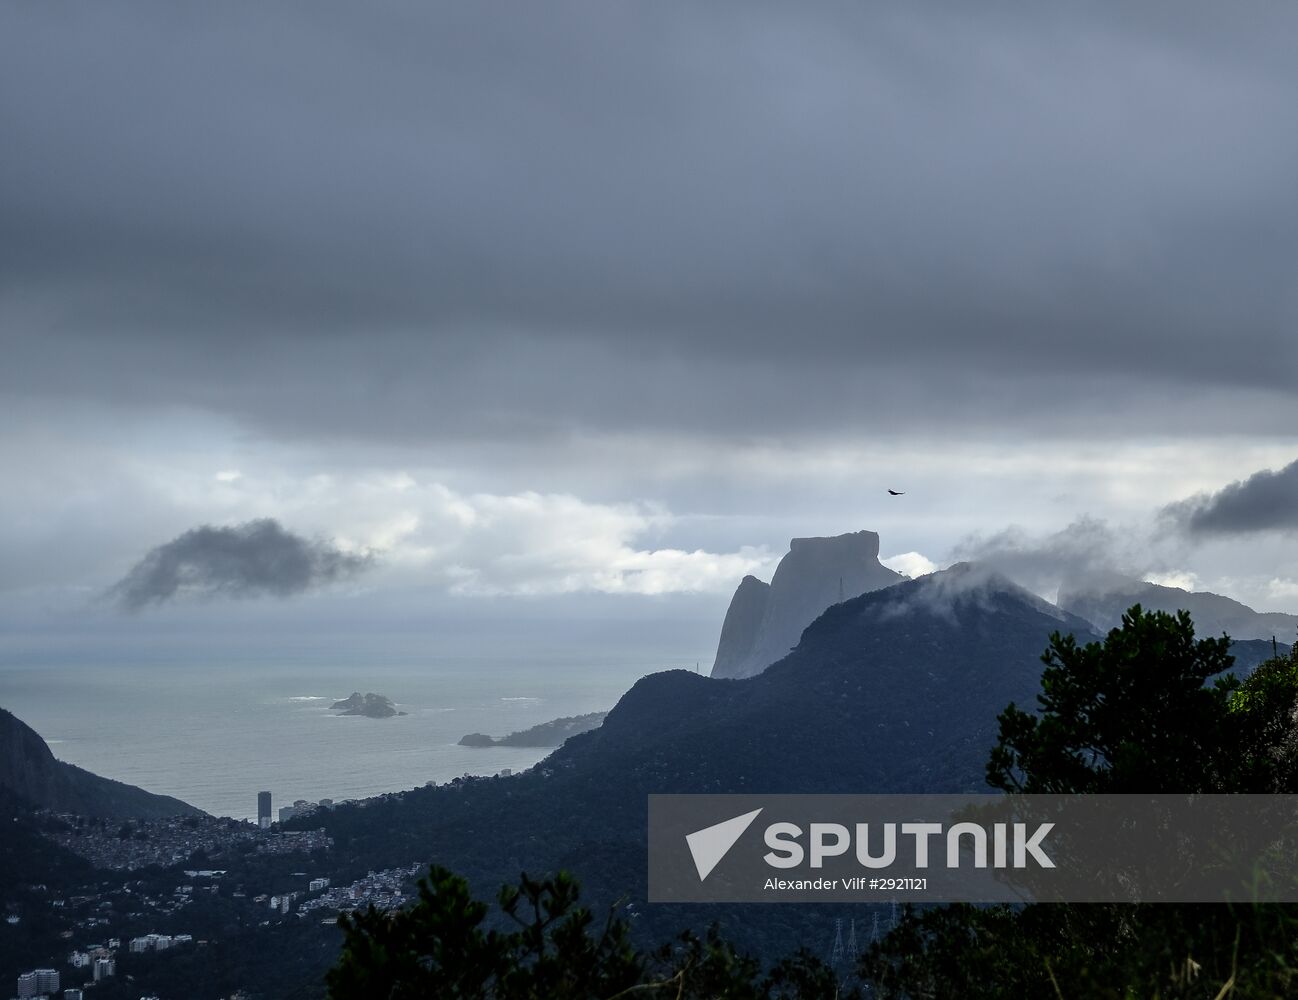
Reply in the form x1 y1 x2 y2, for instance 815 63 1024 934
829 918 845 966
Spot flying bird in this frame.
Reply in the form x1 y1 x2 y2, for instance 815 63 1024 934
887 489 905 496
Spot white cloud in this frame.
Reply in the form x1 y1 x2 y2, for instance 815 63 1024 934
1145 570 1200 591
6 400 1298 618
1266 578 1298 604
881 551 938 580
370 486 774 597
112 465 778 599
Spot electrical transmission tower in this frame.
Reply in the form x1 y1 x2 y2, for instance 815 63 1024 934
829 918 845 966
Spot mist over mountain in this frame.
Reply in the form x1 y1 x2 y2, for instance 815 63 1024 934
1059 576 1298 643
0 707 203 819
710 530 902 679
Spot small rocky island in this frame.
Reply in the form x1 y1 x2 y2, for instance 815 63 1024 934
331 692 407 718
459 711 607 748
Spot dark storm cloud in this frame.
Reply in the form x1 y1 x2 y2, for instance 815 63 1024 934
108 519 372 610
3 2 1298 443
1164 458 1298 536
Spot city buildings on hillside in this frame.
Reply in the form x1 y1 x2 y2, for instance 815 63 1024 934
15 968 58 998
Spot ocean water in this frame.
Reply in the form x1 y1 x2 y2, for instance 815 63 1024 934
0 654 674 820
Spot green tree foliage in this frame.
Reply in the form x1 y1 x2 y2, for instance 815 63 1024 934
866 609 1298 999
1227 637 1298 791
328 865 858 1000
987 605 1252 793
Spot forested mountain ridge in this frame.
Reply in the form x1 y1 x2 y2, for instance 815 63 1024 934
0 706 203 820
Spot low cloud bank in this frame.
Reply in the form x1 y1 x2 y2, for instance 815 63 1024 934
109 518 372 610
949 516 1138 598
1163 457 1298 537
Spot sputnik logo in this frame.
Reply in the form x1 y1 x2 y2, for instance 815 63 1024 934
685 808 763 881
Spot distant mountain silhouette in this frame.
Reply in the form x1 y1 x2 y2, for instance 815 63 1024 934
0 707 203 819
1059 576 1298 643
710 529 903 678
459 712 608 748
604 563 1097 791
709 575 770 679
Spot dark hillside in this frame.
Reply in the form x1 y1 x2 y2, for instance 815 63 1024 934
0 707 203 820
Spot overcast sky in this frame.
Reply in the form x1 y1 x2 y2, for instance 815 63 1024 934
3 2 1297 662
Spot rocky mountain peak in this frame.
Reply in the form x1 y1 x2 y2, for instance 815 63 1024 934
710 529 902 679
